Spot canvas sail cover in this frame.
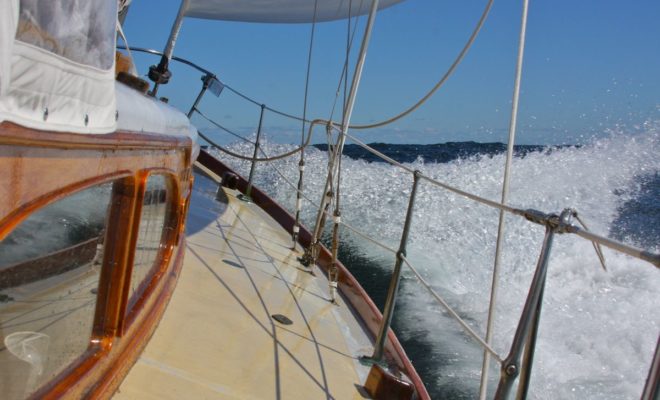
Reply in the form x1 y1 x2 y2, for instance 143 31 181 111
0 0 117 134
185 0 405 23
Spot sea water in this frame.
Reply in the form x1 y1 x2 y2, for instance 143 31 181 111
210 123 659 399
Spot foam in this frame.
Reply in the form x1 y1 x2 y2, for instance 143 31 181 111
213 123 659 399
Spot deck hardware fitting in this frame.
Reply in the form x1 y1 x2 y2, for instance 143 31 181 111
237 193 252 203
358 355 388 369
271 314 293 325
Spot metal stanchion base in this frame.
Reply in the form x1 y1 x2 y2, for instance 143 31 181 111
297 255 313 267
237 193 252 203
358 355 388 368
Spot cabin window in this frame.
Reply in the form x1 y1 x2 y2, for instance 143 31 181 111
128 175 176 311
0 182 113 400
15 0 116 70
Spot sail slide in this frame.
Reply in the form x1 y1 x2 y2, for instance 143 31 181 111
184 0 405 23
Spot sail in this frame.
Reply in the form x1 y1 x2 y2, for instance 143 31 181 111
184 0 405 23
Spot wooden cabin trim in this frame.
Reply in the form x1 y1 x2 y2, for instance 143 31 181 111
196 150 430 400
121 171 182 334
31 238 186 400
85 238 186 399
0 121 191 150
0 124 192 226
0 172 131 241
96 177 139 339
0 124 193 399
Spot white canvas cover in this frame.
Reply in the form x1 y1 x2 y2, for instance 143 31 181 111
0 0 118 134
185 0 405 23
0 0 19 97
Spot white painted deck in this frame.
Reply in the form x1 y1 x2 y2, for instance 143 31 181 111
115 166 374 399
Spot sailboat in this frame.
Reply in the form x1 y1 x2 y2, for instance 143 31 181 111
0 0 657 399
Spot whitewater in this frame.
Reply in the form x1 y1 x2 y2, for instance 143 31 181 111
210 123 659 399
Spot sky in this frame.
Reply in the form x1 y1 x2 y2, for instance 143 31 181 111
122 0 660 145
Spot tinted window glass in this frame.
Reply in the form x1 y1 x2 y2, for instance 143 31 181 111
129 175 174 308
0 182 113 399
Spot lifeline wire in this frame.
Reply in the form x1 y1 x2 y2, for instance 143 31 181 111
254 146 397 256
195 107 254 144
350 0 494 130
294 0 319 243
401 255 503 362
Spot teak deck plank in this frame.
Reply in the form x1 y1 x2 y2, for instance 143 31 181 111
115 173 373 399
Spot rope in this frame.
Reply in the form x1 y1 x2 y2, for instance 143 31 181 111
350 0 494 130
195 110 320 162
293 0 318 244
195 107 254 144
400 254 503 362
327 0 364 124
223 84 310 123
301 0 318 143
198 129 310 162
121 0 492 133
256 149 398 258
250 146 399 257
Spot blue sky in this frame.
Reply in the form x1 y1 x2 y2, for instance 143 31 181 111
122 0 660 145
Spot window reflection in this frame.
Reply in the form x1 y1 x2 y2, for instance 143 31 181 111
129 175 174 309
0 182 112 400
16 0 117 69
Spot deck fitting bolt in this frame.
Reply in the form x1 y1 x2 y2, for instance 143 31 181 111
505 364 517 376
84 114 89 126
43 107 48 121
271 314 293 325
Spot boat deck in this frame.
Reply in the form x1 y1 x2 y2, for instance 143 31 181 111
115 168 374 399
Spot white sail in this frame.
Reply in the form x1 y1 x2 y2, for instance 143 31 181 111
184 0 405 23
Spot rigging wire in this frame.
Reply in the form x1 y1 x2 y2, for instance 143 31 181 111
294 0 319 244
480 1 530 397
195 107 254 144
197 127 310 162
327 0 364 128
350 0 494 130
121 0 492 134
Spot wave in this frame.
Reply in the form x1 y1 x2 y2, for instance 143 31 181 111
210 123 659 399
